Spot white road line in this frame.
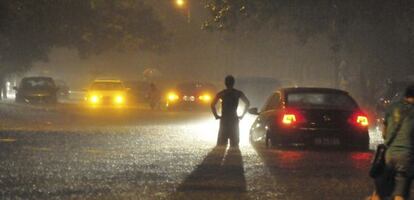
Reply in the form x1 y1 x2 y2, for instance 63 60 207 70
24 147 52 152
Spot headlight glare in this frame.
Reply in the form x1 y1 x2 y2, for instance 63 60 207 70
114 95 125 104
167 92 179 102
89 95 100 104
199 94 212 102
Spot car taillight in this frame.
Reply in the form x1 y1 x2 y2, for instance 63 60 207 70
356 115 369 127
349 113 369 127
282 114 297 125
281 109 306 126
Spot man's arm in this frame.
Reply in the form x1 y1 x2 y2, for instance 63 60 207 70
239 92 250 119
211 93 221 119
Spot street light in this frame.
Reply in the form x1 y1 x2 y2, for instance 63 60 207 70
174 0 191 23
175 0 185 8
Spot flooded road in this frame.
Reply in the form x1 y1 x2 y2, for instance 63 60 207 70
0 103 374 199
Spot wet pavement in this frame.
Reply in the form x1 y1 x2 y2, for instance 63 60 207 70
0 102 377 199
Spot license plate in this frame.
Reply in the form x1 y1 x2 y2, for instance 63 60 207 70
314 138 340 146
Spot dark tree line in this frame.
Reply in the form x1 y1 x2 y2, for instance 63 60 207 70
0 0 168 98
204 0 414 98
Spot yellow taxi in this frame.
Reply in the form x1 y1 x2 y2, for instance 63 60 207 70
85 79 128 107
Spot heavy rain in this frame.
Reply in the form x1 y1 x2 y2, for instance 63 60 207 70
1 1 414 200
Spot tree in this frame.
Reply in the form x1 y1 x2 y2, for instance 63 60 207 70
204 0 414 97
0 0 169 98
203 0 350 86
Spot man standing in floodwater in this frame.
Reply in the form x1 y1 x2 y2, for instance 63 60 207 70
211 75 250 147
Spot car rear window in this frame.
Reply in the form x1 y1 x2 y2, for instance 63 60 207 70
90 82 124 90
286 92 357 110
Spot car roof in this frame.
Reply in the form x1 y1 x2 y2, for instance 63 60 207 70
280 87 349 94
175 82 217 92
93 79 123 83
177 81 216 88
22 76 54 80
236 76 280 82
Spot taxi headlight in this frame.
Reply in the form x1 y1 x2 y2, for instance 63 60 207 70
89 95 100 104
114 95 125 104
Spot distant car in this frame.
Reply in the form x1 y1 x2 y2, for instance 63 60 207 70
84 79 129 107
14 76 58 104
55 80 70 99
165 82 217 110
236 77 282 109
249 87 369 150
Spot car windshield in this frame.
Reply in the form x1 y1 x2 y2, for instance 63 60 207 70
90 82 124 90
21 78 55 89
176 83 216 93
287 92 357 110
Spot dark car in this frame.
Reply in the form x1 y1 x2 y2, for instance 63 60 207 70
14 77 58 104
248 87 369 150
165 82 217 110
55 80 70 100
123 81 152 104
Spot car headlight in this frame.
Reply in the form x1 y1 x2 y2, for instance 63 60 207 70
167 92 179 102
114 95 125 104
199 94 212 102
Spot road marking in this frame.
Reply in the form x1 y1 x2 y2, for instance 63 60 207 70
85 149 104 154
24 147 52 152
0 138 17 143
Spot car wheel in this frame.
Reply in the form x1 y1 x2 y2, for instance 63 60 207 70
265 132 276 149
15 96 24 103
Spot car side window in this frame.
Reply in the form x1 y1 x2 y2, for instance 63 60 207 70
262 93 281 111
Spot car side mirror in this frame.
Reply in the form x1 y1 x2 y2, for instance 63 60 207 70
248 107 259 115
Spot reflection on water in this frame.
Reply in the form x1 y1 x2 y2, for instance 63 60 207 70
349 152 372 169
192 114 256 147
176 146 246 192
170 146 248 199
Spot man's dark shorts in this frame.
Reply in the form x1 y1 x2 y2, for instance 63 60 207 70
217 116 240 147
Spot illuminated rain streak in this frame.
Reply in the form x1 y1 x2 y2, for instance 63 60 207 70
0 138 17 143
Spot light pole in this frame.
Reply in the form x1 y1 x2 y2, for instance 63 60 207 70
174 0 191 23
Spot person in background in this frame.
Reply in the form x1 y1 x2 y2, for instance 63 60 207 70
147 83 161 110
